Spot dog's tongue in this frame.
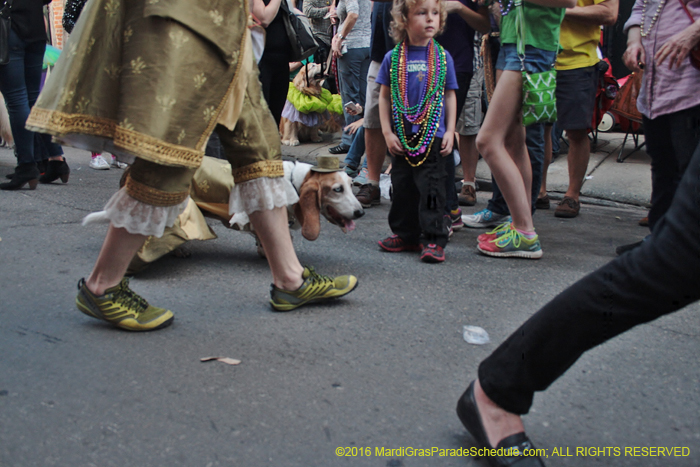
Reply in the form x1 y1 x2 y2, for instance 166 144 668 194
344 220 356 233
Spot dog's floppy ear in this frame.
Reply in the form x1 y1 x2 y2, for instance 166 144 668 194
294 176 322 241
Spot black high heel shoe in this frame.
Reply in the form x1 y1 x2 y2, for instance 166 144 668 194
0 163 40 190
39 158 70 184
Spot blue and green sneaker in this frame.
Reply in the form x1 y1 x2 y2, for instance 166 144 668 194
477 226 543 259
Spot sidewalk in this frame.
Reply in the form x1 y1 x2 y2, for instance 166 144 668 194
0 127 650 208
282 129 651 209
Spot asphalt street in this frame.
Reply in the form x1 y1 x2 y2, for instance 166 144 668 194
1 139 698 467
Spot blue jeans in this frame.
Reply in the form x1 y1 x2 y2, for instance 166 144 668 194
0 29 63 165
343 126 367 169
487 124 544 215
337 47 370 147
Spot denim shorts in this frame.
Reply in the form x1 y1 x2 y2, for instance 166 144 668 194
496 44 557 74
555 65 598 130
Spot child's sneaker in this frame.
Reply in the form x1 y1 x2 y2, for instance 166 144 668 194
110 156 128 169
378 235 422 252
450 208 464 231
445 214 454 239
477 221 513 243
462 208 511 228
477 226 543 259
89 154 110 170
420 244 445 263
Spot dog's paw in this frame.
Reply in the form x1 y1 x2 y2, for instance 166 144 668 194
290 140 300 146
282 139 291 146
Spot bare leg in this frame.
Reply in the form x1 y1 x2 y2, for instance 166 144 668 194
539 125 553 199
364 127 386 183
474 378 525 448
86 225 147 295
476 70 534 232
460 134 479 184
249 206 304 291
563 129 590 201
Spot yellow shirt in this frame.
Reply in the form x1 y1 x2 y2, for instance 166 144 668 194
555 0 603 70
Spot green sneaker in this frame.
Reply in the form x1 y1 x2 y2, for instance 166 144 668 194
270 266 358 311
477 221 513 243
477 226 543 259
76 278 174 331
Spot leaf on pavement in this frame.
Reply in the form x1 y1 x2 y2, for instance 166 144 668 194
200 356 241 365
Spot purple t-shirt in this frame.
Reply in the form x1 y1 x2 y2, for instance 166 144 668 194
376 44 458 140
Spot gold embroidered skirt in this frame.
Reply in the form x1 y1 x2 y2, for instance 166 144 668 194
27 0 253 170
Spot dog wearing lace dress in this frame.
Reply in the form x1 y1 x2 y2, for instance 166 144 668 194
280 62 343 146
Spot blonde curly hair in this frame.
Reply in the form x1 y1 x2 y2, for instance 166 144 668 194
390 0 447 44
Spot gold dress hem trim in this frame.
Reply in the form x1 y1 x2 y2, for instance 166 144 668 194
26 108 205 168
125 175 190 207
232 160 284 183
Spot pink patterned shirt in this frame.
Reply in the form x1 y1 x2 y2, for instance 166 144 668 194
624 0 700 119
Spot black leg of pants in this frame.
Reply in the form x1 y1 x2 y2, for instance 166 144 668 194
389 139 449 248
643 104 700 232
478 139 700 415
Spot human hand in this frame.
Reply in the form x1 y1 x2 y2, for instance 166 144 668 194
440 131 455 156
332 35 343 58
655 25 700 69
344 118 364 134
444 1 464 14
622 42 645 72
344 102 363 116
384 133 406 156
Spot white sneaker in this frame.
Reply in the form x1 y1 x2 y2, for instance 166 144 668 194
89 155 110 170
110 156 128 169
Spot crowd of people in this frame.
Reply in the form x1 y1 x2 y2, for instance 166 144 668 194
2 0 700 465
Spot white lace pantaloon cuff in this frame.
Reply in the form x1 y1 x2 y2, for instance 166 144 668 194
229 176 299 228
82 187 188 237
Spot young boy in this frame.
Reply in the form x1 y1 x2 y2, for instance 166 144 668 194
376 0 458 263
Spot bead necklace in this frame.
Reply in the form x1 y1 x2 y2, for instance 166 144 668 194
500 0 515 16
390 39 447 166
640 0 667 37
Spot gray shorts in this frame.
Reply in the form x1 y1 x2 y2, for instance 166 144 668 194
555 65 598 131
457 67 484 136
363 60 383 129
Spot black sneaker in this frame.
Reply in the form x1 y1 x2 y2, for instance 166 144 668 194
329 144 350 155
420 244 445 263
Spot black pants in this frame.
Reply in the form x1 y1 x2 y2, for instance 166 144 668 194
390 138 449 248
643 104 700 232
258 51 290 126
478 139 700 415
